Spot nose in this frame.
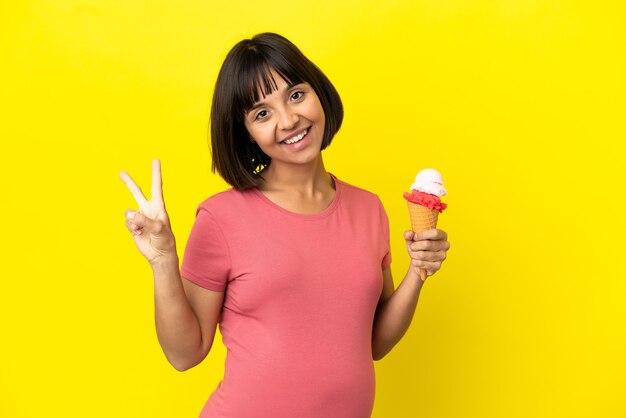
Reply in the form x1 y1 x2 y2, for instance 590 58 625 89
277 105 298 131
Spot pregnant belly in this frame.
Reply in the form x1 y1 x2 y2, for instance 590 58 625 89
204 353 376 418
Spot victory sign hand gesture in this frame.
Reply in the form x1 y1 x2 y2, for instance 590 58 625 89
119 159 177 265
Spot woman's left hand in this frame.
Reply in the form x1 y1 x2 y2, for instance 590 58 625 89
404 229 450 280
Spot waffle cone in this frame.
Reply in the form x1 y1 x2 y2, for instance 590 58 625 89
408 201 439 232
407 202 439 281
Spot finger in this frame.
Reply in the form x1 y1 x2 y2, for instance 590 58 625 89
125 209 133 227
151 159 164 204
119 171 148 206
410 239 450 252
125 210 142 234
404 230 415 241
411 259 442 272
410 240 427 251
131 211 163 234
410 249 446 262
125 209 140 224
412 229 443 241
413 228 447 241
126 219 142 235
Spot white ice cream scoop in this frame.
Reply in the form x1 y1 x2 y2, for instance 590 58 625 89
409 168 447 197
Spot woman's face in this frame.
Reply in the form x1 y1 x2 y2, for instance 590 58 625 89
243 68 325 169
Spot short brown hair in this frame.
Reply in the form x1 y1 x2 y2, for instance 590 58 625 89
210 32 343 190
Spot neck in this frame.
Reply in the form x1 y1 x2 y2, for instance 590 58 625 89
258 156 334 197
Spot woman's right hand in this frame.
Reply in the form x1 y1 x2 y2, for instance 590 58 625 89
119 159 177 265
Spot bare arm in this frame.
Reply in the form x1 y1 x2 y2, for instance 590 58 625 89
120 159 224 371
372 267 423 361
372 229 450 360
152 255 224 371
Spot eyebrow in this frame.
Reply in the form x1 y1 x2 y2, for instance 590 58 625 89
248 81 300 112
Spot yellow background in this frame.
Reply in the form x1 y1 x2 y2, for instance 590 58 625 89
1 1 624 417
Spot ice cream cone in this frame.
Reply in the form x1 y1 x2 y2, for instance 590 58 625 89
404 168 447 281
407 201 439 281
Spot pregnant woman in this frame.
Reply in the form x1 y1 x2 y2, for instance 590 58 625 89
120 32 450 418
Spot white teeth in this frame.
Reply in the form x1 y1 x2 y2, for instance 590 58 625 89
283 129 308 145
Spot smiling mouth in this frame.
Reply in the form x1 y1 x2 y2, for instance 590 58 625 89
280 128 309 145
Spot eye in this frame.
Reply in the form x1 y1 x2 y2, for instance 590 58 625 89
254 110 268 120
290 91 304 101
